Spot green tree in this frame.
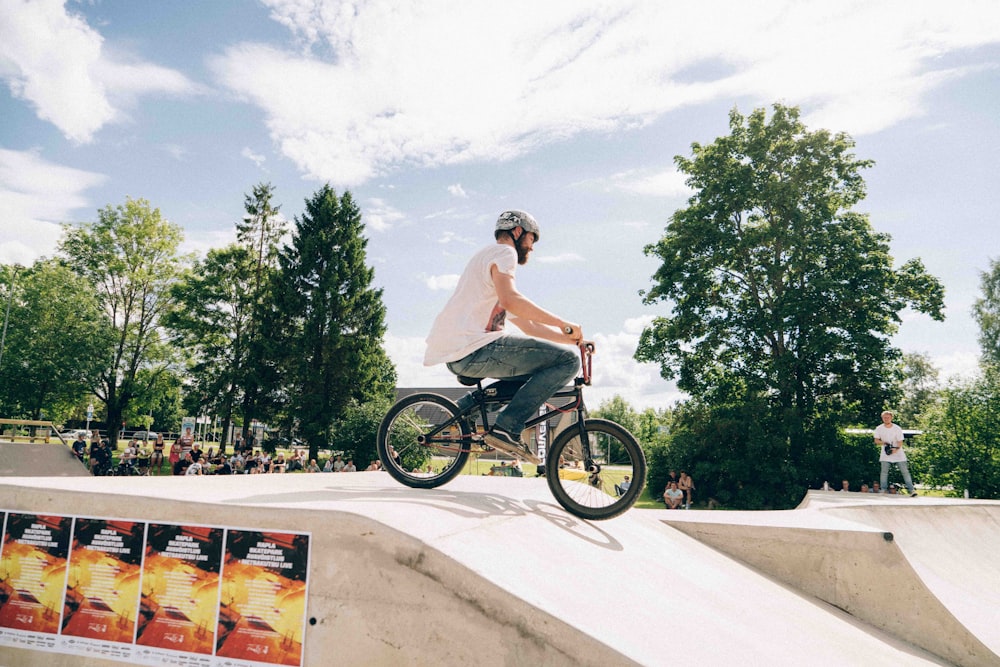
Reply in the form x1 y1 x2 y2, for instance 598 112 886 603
329 398 392 470
918 366 1000 498
895 352 940 426
164 244 259 448
274 185 396 460
636 104 944 507
123 366 184 436
235 183 287 440
592 395 640 435
973 258 1000 366
59 197 184 445
0 261 113 420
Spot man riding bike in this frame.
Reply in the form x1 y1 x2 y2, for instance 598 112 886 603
423 210 584 464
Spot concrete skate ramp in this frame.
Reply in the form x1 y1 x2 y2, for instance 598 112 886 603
820 499 1000 659
662 491 1000 667
0 441 90 476
0 476 955 667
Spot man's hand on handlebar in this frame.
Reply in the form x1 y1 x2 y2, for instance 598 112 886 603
561 322 584 345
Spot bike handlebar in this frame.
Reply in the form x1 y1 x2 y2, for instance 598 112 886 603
579 342 594 385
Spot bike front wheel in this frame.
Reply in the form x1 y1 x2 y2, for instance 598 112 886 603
545 418 646 520
377 393 472 489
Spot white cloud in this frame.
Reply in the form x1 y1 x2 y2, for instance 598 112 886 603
364 198 405 232
241 147 266 168
209 1 1000 186
180 228 240 261
932 350 981 383
384 333 456 388
0 0 198 143
447 184 468 198
0 148 106 263
609 168 692 197
622 314 655 335
536 252 584 264
585 327 682 410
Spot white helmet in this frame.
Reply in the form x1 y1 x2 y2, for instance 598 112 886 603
495 210 540 241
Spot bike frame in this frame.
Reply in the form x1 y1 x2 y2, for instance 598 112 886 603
419 344 595 457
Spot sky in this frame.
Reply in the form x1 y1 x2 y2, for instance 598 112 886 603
2 0 1000 413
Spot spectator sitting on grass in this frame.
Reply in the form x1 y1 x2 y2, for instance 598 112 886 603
663 481 684 509
615 475 631 497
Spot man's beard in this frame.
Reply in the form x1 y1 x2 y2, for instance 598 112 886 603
515 235 531 264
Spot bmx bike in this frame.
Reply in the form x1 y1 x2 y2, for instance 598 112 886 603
376 344 646 520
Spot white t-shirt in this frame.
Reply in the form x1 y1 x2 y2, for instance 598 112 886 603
875 423 906 462
424 244 518 365
185 461 203 475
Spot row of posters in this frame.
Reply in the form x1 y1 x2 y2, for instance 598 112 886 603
0 510 310 667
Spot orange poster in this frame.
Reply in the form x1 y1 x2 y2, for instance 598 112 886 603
0 513 73 635
216 530 309 666
135 523 223 656
62 518 145 644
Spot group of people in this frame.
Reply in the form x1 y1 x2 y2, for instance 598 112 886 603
828 479 909 494
662 469 695 509
70 428 380 477
176 449 379 475
71 430 150 476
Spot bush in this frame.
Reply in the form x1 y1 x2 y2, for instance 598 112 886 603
329 399 391 470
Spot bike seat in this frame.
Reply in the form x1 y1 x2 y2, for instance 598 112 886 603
455 376 526 402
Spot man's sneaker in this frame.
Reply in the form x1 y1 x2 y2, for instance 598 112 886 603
484 427 541 465
910 491 919 497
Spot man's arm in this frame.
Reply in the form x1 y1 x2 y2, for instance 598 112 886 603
492 266 581 344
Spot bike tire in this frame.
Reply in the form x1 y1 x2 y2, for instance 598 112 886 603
545 418 646 520
377 393 472 489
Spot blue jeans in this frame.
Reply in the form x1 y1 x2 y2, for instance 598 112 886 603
447 337 580 434
880 460 914 494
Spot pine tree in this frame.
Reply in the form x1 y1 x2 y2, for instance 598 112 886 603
235 183 287 444
275 185 396 460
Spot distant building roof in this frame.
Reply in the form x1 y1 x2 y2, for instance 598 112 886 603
844 428 923 436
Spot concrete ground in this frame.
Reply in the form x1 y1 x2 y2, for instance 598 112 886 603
0 469 995 666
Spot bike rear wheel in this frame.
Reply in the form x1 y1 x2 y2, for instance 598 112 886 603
377 393 472 489
545 418 646 520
